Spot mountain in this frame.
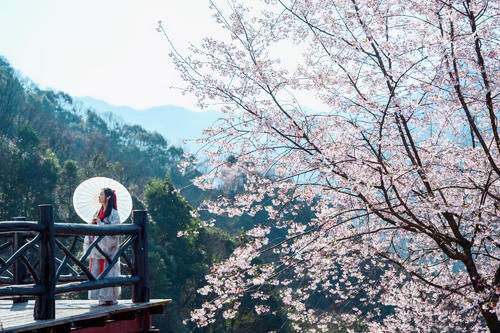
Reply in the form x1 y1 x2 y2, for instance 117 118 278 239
75 96 225 152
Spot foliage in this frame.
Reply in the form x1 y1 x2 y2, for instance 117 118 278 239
0 125 59 219
56 160 81 221
0 56 188 198
161 0 500 331
145 176 244 331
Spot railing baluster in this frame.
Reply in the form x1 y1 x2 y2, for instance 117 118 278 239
55 236 80 280
0 234 41 276
0 253 14 278
132 210 150 303
12 218 29 304
19 254 39 284
0 240 13 251
12 217 28 302
35 204 56 320
55 239 95 280
98 234 137 280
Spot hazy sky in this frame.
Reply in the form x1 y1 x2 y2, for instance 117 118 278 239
0 0 330 114
0 0 220 110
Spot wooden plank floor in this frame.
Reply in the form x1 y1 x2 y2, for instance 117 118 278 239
0 299 171 332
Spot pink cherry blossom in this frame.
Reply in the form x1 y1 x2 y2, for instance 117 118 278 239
162 0 500 331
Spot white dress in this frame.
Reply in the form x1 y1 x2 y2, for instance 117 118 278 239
83 208 121 302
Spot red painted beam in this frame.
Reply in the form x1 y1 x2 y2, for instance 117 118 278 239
73 312 154 333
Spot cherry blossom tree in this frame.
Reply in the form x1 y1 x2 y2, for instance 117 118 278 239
160 0 500 331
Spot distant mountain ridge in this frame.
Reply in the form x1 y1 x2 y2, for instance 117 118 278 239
75 96 224 152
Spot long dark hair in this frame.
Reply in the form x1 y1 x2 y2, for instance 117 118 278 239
102 188 116 219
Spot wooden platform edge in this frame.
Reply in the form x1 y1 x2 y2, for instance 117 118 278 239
0 299 172 332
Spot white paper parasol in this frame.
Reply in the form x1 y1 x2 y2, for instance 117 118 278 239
73 177 133 223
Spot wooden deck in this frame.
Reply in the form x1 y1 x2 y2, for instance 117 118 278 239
0 299 171 332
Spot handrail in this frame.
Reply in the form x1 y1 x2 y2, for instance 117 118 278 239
0 223 140 235
0 204 150 320
0 234 40 276
0 222 44 232
55 223 141 236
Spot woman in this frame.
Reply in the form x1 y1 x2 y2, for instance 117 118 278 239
83 187 121 305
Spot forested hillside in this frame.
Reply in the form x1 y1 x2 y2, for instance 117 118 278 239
0 56 289 331
75 96 224 152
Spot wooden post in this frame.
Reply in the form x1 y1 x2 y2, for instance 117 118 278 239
132 210 150 303
35 205 55 319
12 216 28 303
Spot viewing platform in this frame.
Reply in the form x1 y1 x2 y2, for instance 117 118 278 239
0 299 171 332
0 204 170 332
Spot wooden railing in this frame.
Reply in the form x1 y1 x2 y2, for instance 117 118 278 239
0 204 150 320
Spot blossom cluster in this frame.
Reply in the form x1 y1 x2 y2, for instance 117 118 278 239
162 0 500 331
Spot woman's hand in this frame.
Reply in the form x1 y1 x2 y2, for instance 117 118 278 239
92 217 99 224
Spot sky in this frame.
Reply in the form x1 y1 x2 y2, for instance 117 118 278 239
0 0 220 110
0 0 329 113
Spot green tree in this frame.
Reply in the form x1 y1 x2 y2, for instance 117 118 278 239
0 135 20 218
56 160 80 221
85 152 122 180
0 126 59 219
0 57 25 137
145 176 236 332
